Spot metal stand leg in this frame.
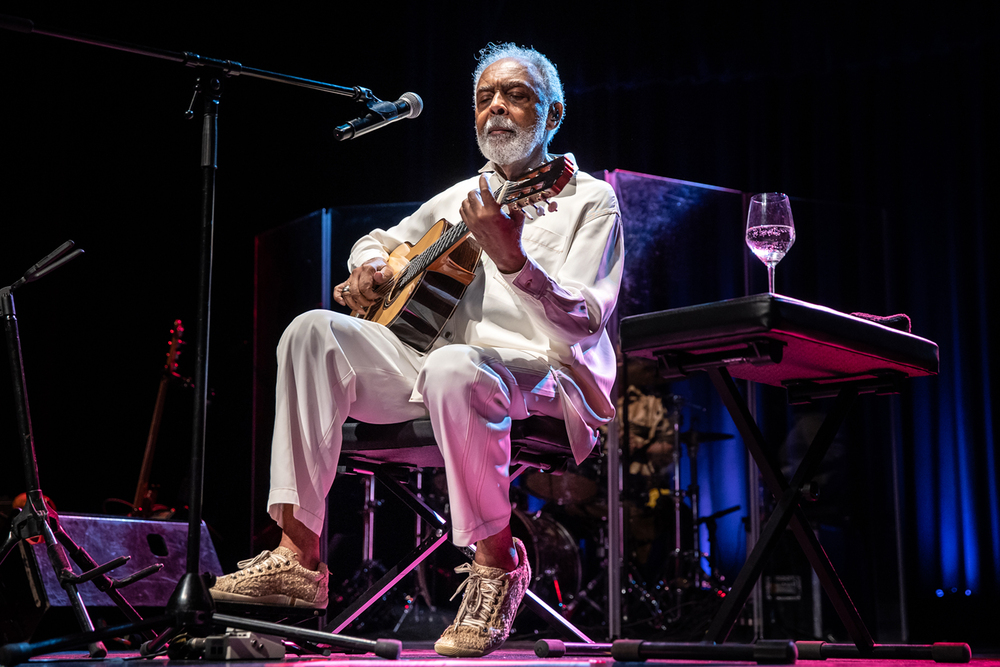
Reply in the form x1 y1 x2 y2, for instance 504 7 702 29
535 638 798 664
705 367 872 645
324 466 449 634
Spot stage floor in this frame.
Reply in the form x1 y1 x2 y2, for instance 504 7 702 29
18 642 1000 667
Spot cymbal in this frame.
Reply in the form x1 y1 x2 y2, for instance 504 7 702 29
524 470 598 504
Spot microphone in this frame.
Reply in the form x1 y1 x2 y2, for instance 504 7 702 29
333 92 423 141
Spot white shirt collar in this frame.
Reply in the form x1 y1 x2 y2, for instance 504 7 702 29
477 153 561 181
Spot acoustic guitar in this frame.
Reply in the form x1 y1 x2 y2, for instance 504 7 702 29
359 156 576 352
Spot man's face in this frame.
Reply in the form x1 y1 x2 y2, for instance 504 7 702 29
475 58 549 168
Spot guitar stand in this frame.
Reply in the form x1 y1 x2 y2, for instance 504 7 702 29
1 242 160 658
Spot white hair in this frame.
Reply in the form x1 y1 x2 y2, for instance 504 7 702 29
473 43 565 147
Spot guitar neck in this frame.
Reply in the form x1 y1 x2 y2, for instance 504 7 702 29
133 372 170 511
133 320 183 514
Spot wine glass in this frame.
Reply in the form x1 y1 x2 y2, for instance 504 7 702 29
745 192 795 294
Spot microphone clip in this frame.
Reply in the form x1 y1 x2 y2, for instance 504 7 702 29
334 90 423 141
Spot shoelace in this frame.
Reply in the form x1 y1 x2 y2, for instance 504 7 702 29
234 550 290 577
449 563 505 631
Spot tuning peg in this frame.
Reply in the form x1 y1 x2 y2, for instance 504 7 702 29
532 202 547 216
548 200 558 212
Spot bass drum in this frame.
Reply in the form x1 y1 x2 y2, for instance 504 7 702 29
509 508 582 608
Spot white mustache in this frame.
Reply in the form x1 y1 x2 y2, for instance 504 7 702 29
484 117 518 134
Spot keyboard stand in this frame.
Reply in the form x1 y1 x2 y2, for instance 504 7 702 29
615 294 968 662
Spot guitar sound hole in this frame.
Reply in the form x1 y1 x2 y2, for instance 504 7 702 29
384 280 405 306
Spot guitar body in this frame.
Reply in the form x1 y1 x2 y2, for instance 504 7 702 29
361 218 482 353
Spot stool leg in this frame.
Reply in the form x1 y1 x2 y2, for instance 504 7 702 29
362 475 375 562
325 468 450 634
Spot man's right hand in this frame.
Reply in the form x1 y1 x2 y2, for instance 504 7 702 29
334 257 395 314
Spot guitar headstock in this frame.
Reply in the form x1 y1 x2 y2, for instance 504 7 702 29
497 156 576 214
166 319 184 376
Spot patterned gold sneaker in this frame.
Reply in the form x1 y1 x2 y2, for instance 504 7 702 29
433 538 531 657
209 546 329 609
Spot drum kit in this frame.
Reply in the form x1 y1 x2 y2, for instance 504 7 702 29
510 384 741 638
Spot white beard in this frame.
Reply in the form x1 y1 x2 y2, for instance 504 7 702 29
477 114 548 168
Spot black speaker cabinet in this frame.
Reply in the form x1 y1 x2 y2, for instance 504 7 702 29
0 513 222 643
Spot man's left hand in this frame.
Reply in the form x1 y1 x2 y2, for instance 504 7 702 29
460 174 527 274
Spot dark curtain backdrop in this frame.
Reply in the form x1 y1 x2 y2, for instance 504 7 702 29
0 2 994 644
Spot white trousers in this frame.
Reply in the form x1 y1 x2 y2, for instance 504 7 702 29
267 310 563 546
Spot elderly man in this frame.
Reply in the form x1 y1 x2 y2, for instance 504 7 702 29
210 43 623 657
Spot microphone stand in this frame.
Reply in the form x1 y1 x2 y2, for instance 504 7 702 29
0 14 403 663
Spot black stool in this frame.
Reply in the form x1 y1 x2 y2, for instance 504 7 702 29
322 415 594 643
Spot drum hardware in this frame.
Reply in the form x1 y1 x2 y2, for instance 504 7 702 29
684 431 701 591
617 387 736 635
343 474 595 636
356 469 443 637
670 427 735 593
509 508 582 610
561 555 608 620
696 504 741 583
626 566 670 630
511 387 740 639
618 383 739 635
